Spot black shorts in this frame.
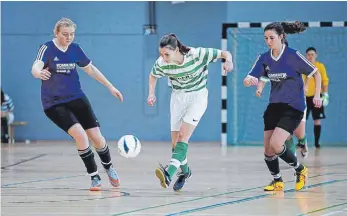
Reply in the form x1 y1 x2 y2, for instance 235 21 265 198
306 95 326 120
263 103 304 135
44 96 99 133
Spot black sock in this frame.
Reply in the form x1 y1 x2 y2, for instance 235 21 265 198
264 154 282 181
78 146 98 178
96 144 112 170
277 145 304 172
314 125 321 146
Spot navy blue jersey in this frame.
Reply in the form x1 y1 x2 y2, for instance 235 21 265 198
248 45 317 112
35 40 91 110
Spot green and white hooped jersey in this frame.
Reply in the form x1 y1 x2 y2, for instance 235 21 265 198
151 47 222 92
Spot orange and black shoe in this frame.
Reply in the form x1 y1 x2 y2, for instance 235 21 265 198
90 175 102 191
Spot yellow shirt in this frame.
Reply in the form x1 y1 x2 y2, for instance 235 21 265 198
302 61 329 97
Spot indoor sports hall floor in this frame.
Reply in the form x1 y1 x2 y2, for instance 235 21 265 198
2 141 347 216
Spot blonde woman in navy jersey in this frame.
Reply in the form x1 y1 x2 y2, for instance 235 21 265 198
243 21 322 191
31 18 123 191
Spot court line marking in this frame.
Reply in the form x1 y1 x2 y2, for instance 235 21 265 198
321 208 347 216
1 154 47 169
5 192 130 204
309 163 347 168
1 174 85 187
297 203 347 216
165 178 347 216
110 173 333 216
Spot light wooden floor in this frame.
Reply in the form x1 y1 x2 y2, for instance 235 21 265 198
1 141 347 216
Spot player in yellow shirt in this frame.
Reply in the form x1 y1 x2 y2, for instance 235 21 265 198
303 47 329 148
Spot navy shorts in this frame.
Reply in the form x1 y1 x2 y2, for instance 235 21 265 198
263 103 304 135
44 96 99 132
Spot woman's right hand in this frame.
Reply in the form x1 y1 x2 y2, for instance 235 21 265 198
39 68 51 80
313 95 322 108
147 94 156 106
243 76 258 87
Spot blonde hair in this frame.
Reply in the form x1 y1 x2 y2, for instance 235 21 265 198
54 18 77 35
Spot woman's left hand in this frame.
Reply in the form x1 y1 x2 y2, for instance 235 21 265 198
109 86 124 102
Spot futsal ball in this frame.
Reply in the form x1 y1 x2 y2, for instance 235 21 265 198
117 135 141 158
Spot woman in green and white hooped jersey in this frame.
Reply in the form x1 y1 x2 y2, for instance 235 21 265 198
147 34 233 191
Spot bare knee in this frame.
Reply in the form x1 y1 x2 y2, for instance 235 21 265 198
294 130 304 139
68 124 89 149
86 128 105 149
269 137 284 154
314 120 321 125
264 145 275 156
93 135 106 149
74 132 89 145
90 134 106 149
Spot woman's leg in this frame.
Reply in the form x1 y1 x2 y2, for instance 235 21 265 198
270 127 308 191
294 120 308 158
263 130 284 191
45 104 101 191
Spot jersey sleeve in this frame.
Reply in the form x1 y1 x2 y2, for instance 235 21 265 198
1 94 14 112
150 60 166 78
198 48 222 64
76 44 92 68
247 55 265 79
294 51 317 77
35 44 49 64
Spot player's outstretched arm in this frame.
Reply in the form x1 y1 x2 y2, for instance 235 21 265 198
256 80 266 98
312 71 322 108
304 76 310 95
243 55 263 87
147 74 158 106
82 64 123 102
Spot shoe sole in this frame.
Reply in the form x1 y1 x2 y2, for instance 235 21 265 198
264 187 284 191
264 188 284 192
155 168 168 188
90 186 102 191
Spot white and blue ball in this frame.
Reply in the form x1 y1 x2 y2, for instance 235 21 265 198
117 135 141 158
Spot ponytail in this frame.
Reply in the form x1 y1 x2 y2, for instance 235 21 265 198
160 33 190 54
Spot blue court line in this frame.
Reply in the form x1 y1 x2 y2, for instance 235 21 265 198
166 178 347 216
111 173 332 216
296 202 347 216
1 154 47 169
1 174 85 187
7 191 131 204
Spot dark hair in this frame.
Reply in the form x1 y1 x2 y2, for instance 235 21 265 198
159 33 190 55
264 21 306 46
306 47 317 53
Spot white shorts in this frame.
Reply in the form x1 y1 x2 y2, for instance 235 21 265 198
170 88 208 131
302 108 307 122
